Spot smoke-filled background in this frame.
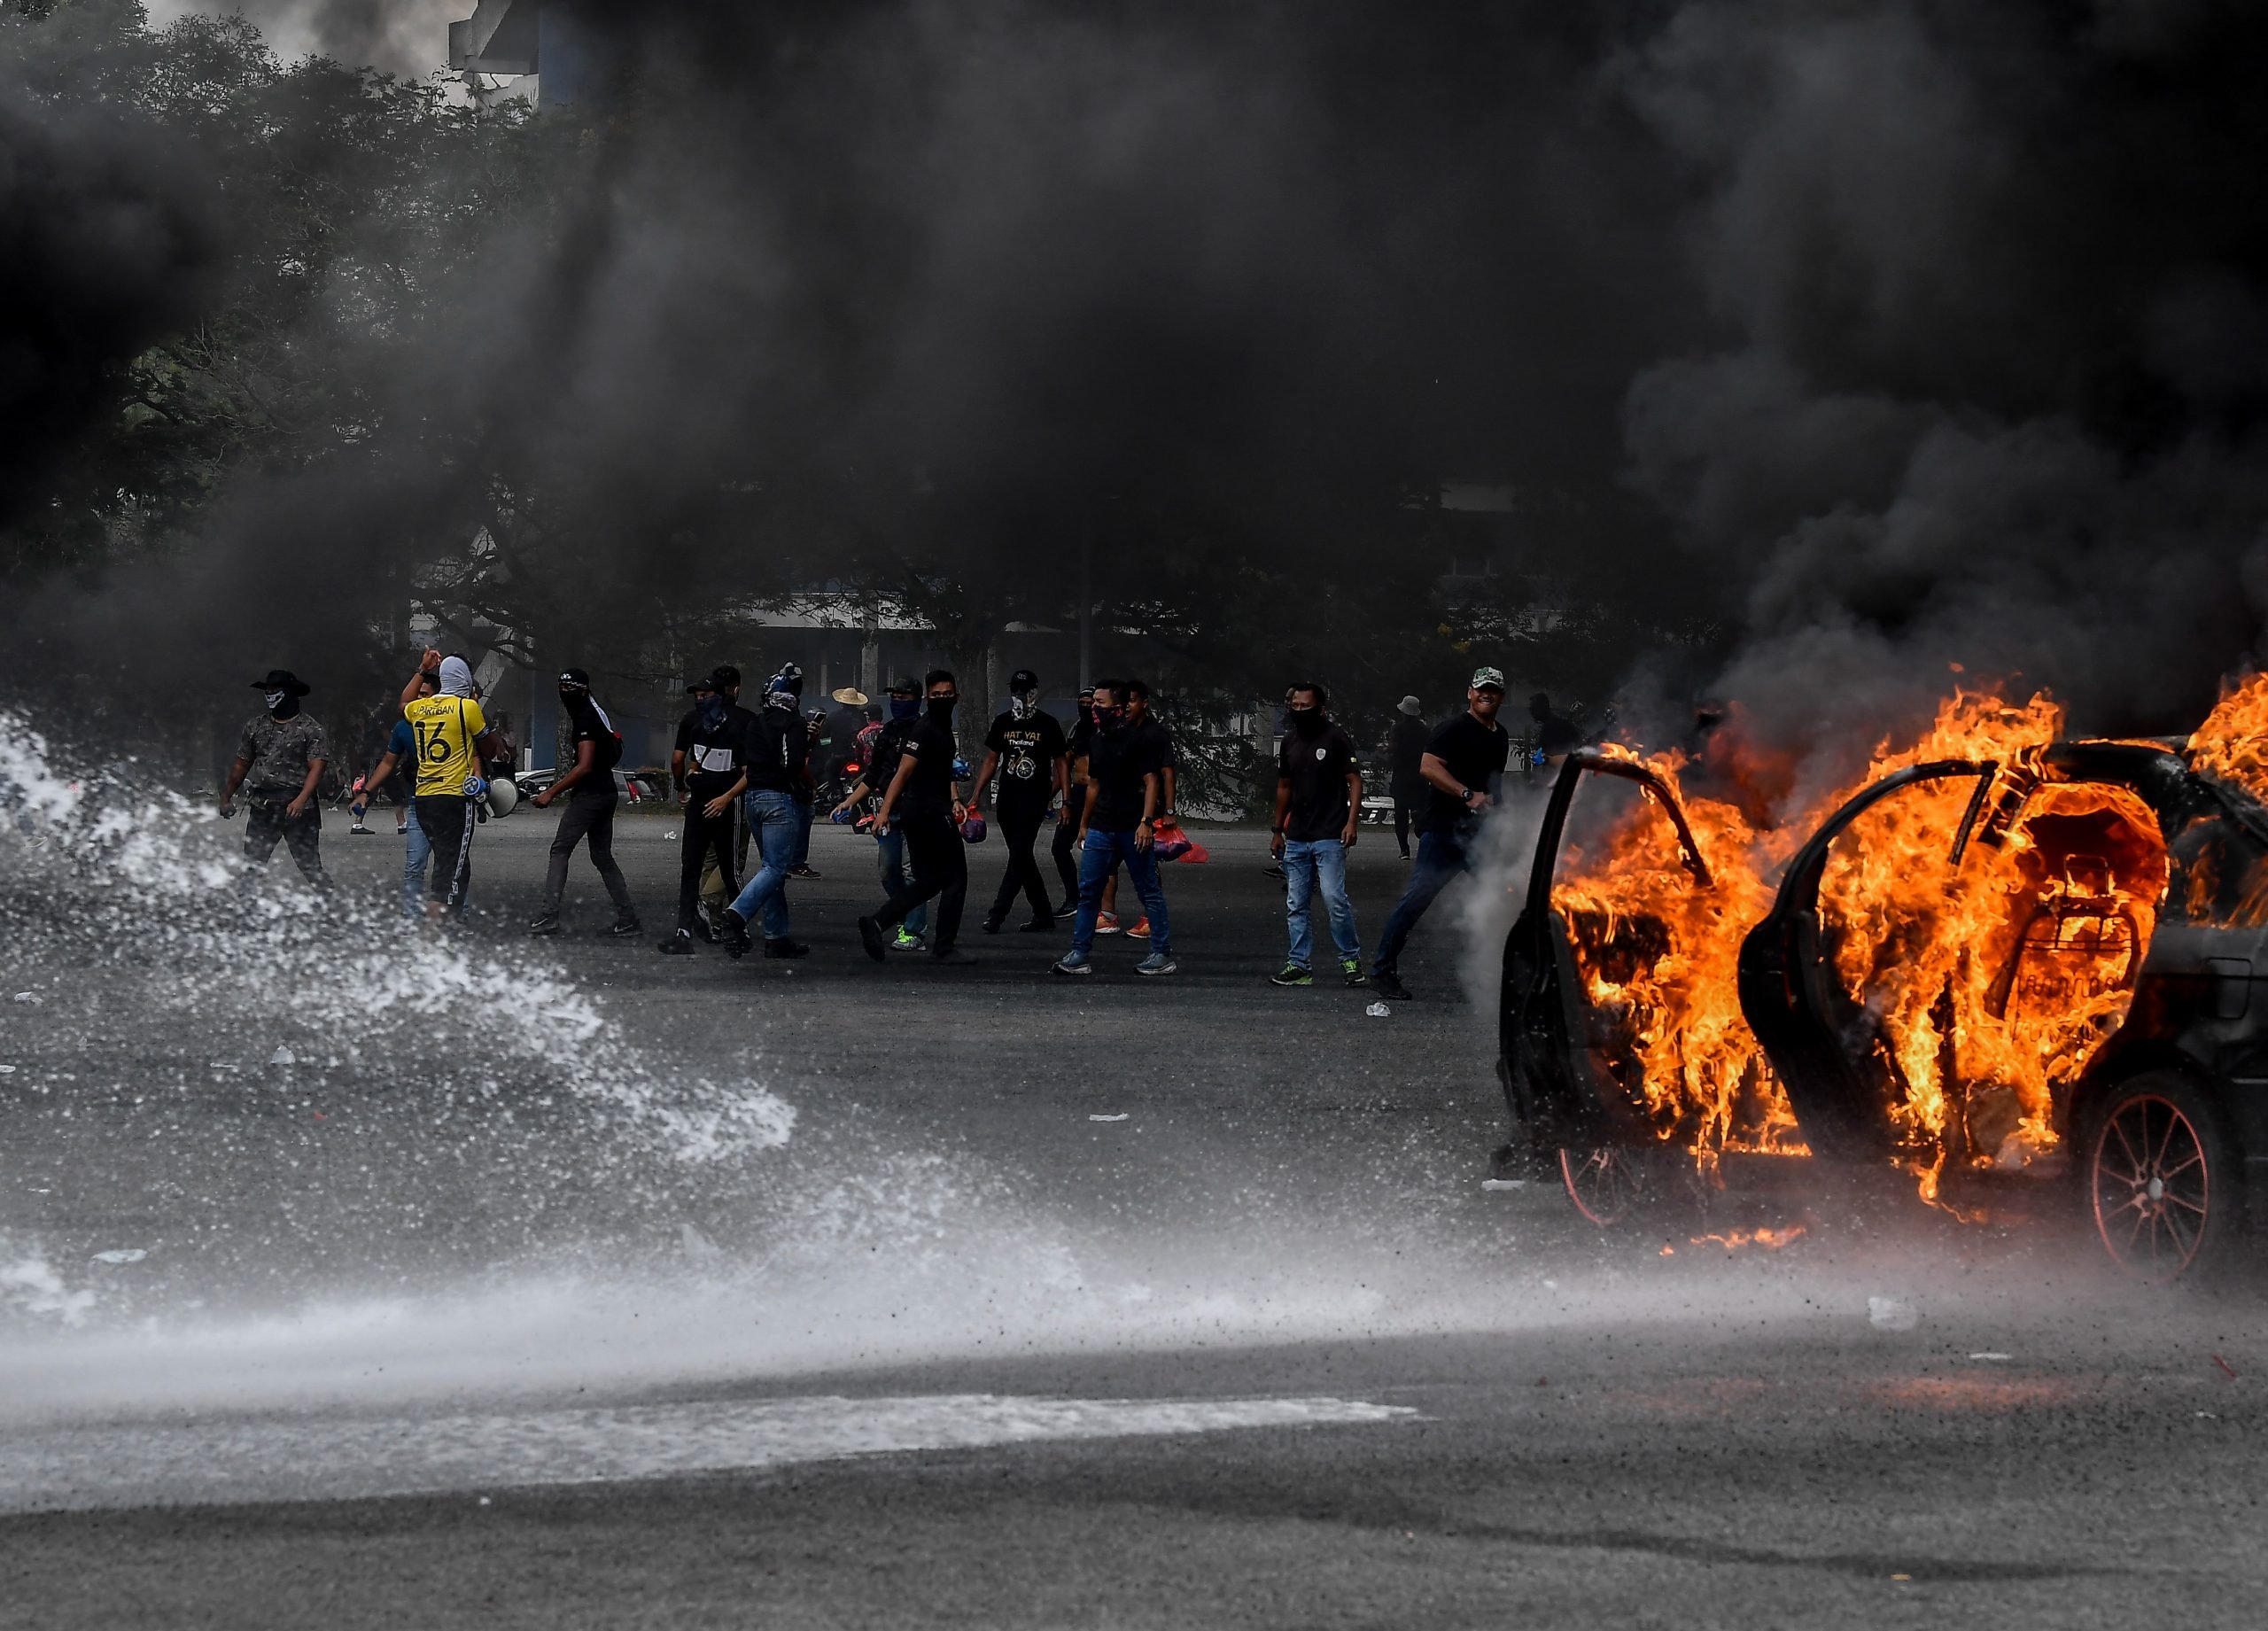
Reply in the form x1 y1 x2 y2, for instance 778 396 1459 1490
6 0 2268 781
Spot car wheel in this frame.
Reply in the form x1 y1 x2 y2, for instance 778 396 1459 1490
2086 1073 2239 1283
1559 1146 1644 1227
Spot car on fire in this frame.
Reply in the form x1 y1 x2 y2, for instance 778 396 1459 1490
1498 690 2268 1282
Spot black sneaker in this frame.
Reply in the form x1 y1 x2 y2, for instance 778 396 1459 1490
658 932 695 956
721 909 753 959
763 937 812 959
788 864 821 880
1372 969 1412 1000
604 919 642 938
981 912 1007 935
527 915 561 936
857 916 887 964
931 947 979 967
1053 897 1079 920
691 913 717 944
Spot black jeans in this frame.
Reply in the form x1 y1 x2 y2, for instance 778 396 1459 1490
244 798 329 888
414 794 475 911
1392 795 1421 856
678 793 741 932
989 803 1053 923
542 785 636 921
1049 808 1081 900
874 812 967 952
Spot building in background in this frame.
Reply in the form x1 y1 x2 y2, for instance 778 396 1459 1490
448 0 602 104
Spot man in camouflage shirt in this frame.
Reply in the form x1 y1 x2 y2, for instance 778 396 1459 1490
221 668 332 889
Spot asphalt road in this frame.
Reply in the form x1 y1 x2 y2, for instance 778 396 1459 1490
4 804 2265 1628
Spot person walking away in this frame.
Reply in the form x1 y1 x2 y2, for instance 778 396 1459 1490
1050 683 1095 916
1269 682 1365 988
695 665 754 934
830 678 929 950
221 668 332 889
1388 695 1430 860
399 650 503 922
1368 665 1511 999
1102 678 1176 938
718 670 812 959
527 667 640 937
363 669 436 917
968 668 1068 933
1053 680 1174 977
661 673 750 955
857 670 978 967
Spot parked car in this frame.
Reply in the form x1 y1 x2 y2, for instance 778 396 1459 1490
1501 738 2268 1280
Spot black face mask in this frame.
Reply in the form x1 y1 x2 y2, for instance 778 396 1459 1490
1095 704 1128 734
1291 708 1326 738
266 690 300 720
695 695 726 729
927 695 957 727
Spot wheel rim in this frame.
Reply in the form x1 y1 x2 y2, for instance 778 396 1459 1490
2091 1094 2211 1279
1560 1146 1641 1227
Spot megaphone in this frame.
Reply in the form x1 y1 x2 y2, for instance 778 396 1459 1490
486 776 519 818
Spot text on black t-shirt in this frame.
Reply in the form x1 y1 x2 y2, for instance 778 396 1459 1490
983 709 1067 810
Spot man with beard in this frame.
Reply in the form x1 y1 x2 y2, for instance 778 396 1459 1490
1054 679 1175 978
1368 665 1511 1000
1049 682 1095 916
527 667 640 938
221 668 331 889
1270 681 1366 988
662 672 750 956
1388 694 1430 860
399 650 505 921
857 670 978 967
968 667 1068 934
830 676 929 951
718 667 812 959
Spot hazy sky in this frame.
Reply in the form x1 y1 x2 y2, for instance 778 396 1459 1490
145 0 466 79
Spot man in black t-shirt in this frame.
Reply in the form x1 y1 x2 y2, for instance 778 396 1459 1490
1369 664 1511 1000
718 673 812 958
661 672 750 954
969 667 1068 933
1269 681 1365 987
858 669 977 965
529 666 639 937
832 677 930 948
1049 683 1096 915
1054 679 1175 976
1388 695 1429 858
1099 678 1176 936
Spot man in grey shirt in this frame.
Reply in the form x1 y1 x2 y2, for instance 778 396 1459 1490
221 668 331 889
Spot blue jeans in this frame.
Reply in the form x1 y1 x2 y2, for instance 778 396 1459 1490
1285 838 1360 968
1371 826 1473 975
728 789 797 938
400 804 428 920
1070 828 1170 958
874 827 928 936
792 796 814 866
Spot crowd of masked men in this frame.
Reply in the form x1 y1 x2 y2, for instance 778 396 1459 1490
221 651 1571 997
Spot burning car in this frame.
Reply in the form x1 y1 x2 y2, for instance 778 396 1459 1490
1498 684 2268 1280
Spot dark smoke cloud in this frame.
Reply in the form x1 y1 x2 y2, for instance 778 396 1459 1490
1617 0 2268 752
0 89 216 527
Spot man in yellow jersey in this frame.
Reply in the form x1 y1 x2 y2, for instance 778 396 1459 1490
399 649 503 920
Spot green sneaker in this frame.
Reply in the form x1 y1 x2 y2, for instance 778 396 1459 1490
1270 963 1313 987
893 928 926 951
1341 958 1368 988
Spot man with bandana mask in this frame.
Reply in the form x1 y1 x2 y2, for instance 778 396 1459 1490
527 666 640 938
399 649 504 920
968 668 1068 934
221 668 332 889
662 671 749 956
1054 679 1175 977
692 664 753 936
717 665 812 959
830 677 929 951
858 669 977 966
1269 681 1366 987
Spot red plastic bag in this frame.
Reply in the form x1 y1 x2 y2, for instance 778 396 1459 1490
1153 818 1206 863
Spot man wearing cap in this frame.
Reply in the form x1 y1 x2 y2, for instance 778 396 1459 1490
1388 693 1431 861
830 677 929 951
1368 665 1511 1000
528 667 640 938
399 649 504 920
967 667 1068 933
221 668 332 889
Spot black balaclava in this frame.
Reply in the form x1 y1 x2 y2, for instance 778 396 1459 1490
1292 703 1328 739
927 692 957 728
